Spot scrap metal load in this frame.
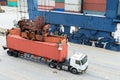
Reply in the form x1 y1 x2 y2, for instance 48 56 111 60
6 16 68 62
8 16 66 43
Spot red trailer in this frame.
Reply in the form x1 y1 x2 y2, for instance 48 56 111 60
6 34 67 62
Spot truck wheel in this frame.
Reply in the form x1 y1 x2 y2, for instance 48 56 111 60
13 51 19 57
56 65 62 70
7 50 13 56
49 62 55 68
71 68 78 74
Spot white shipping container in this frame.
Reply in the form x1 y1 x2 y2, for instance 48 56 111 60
65 4 81 12
38 0 55 6
65 0 82 5
18 1 28 7
18 0 27 2
18 7 28 12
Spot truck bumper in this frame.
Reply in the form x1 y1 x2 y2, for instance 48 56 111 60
78 66 88 73
81 66 88 73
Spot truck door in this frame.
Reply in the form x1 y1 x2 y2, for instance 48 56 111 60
70 58 81 70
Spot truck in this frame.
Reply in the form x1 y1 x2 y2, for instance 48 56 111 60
3 26 88 74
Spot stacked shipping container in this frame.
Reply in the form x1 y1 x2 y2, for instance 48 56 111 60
55 0 64 9
65 0 82 12
0 0 7 6
18 0 28 12
38 0 55 10
7 0 18 7
37 0 106 14
83 0 106 15
83 0 106 12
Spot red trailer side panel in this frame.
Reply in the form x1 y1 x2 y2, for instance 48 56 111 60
6 35 68 62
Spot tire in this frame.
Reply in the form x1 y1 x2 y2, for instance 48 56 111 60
13 51 19 57
7 50 13 56
56 65 62 70
71 68 78 74
49 62 55 68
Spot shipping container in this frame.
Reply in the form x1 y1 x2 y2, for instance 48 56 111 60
83 0 106 12
6 34 67 62
18 0 28 12
7 0 17 2
18 0 27 2
38 6 55 10
65 0 82 4
38 0 55 10
0 1 7 6
84 0 106 4
38 0 55 6
55 2 64 8
65 3 81 12
0 0 7 1
18 1 28 7
64 0 82 12
0 0 7 6
55 0 64 3
18 7 28 12
7 1 18 7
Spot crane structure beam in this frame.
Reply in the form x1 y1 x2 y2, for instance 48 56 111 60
27 0 120 51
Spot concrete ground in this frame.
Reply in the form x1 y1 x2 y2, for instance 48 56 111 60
0 6 120 80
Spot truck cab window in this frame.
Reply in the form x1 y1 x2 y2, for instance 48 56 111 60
75 60 80 65
81 56 87 65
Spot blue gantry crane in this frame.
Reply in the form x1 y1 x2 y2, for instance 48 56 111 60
26 0 120 51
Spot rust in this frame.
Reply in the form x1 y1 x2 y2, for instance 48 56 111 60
17 16 50 41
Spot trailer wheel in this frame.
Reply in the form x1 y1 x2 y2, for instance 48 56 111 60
71 68 78 74
7 50 13 56
56 65 62 70
49 62 55 68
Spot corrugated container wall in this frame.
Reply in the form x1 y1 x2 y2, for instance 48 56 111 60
55 0 64 9
7 0 18 7
38 0 55 10
83 0 106 12
56 0 64 2
18 0 28 12
65 0 82 12
0 0 7 6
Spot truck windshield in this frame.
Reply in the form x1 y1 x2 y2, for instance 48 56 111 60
81 55 87 65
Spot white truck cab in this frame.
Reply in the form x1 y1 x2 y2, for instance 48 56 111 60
69 53 88 74
49 53 88 74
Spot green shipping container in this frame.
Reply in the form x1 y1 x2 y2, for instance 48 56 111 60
8 1 18 7
55 0 64 2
